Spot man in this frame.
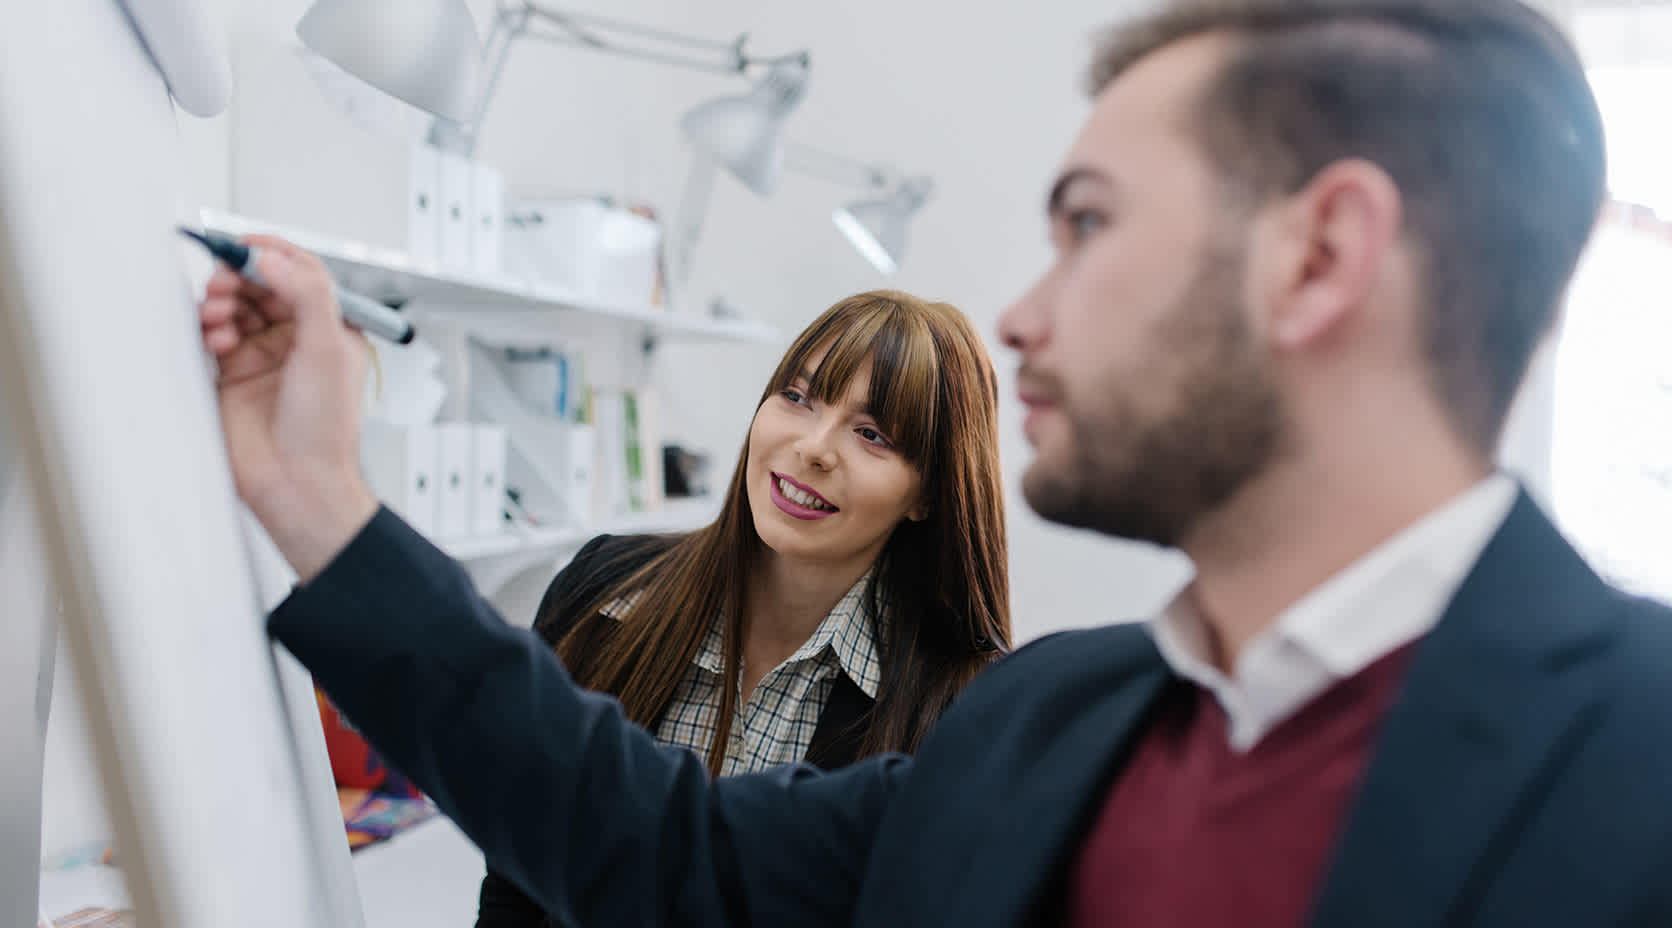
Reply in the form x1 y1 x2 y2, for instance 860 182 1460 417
201 1 1672 925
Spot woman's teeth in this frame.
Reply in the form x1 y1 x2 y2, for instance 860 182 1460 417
778 476 834 511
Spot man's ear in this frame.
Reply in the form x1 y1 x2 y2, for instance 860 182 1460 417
1257 158 1403 350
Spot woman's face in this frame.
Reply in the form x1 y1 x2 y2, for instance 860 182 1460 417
745 347 926 571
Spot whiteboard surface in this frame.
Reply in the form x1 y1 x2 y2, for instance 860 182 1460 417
119 0 232 117
0 2 355 925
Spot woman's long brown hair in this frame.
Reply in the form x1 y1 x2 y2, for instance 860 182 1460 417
554 290 1010 776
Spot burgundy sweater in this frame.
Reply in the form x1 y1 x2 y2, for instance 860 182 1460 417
1069 643 1418 927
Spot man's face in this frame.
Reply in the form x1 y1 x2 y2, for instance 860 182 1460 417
998 35 1285 548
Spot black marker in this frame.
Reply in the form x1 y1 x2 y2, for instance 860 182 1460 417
180 227 415 346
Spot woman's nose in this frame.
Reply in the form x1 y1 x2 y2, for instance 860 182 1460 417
794 417 839 471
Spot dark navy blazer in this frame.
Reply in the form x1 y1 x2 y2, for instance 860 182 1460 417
271 491 1672 926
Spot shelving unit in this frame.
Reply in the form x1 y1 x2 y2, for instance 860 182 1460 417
197 209 781 345
440 497 718 561
192 210 755 596
440 498 720 598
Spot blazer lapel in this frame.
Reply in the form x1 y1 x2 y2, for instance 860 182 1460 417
1310 492 1614 928
856 623 1173 928
944 629 1173 926
804 672 873 769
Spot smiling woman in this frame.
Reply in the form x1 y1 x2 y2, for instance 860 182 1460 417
746 307 936 577
475 290 1011 927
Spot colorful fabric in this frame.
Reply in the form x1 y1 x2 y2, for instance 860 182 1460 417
338 787 438 851
46 907 134 927
315 685 422 798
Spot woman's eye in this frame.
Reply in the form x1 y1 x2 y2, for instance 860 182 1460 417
780 388 807 406
857 427 890 447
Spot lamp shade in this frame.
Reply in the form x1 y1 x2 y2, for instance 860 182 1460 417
832 176 932 274
297 0 482 125
679 57 810 197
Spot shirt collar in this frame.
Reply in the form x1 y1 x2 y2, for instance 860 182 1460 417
789 570 884 699
624 572 885 699
1149 473 1519 751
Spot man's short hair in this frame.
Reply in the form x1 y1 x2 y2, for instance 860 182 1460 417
1089 0 1606 451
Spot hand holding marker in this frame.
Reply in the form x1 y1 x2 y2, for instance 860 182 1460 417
180 227 416 346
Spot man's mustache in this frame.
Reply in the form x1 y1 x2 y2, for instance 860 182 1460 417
1014 366 1063 403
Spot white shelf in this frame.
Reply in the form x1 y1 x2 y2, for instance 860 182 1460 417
197 209 780 346
439 498 719 563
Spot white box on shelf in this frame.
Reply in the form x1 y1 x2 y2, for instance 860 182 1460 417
361 421 439 536
470 161 504 277
434 422 475 539
557 423 594 526
406 142 442 266
437 150 475 272
504 197 661 307
471 424 508 537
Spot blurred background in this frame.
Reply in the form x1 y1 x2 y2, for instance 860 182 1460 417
13 0 1672 924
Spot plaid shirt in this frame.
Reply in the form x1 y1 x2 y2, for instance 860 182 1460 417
608 574 883 776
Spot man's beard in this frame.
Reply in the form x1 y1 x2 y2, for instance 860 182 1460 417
1022 246 1285 547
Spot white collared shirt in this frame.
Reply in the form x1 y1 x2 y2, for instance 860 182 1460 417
1149 474 1518 752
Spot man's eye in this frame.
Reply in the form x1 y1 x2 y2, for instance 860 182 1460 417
1067 209 1105 241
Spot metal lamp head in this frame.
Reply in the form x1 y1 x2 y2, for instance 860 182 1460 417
679 56 810 197
296 0 483 125
832 176 933 274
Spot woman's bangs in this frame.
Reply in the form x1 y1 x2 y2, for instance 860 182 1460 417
804 307 939 466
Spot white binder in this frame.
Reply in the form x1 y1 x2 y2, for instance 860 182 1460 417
361 422 440 537
470 161 504 276
406 142 442 266
437 150 476 271
434 422 476 539
471 424 508 537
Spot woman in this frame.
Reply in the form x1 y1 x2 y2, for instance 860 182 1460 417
475 290 1011 926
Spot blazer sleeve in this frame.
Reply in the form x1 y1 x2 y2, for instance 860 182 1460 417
270 507 909 928
475 532 664 928
475 869 550 928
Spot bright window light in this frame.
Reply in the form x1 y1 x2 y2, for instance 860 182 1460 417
1549 64 1672 602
